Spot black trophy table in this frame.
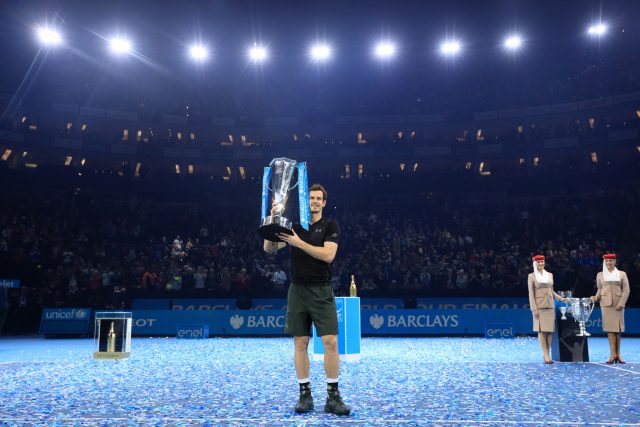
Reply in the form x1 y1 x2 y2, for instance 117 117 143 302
551 304 589 362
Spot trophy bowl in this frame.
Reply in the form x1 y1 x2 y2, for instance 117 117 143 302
258 216 294 242
258 158 299 242
566 297 594 336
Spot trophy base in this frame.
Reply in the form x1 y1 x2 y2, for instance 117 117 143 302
258 216 293 242
576 331 591 337
93 351 130 360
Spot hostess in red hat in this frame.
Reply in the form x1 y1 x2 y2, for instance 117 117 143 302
602 253 620 281
532 255 550 283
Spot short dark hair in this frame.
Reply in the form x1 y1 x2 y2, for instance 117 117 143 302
309 183 327 201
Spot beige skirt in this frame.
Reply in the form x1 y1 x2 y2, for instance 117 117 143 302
601 307 625 333
532 308 555 332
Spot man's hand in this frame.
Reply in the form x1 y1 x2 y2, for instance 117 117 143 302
278 229 303 248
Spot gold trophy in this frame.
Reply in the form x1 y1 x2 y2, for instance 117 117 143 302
350 275 357 297
94 312 132 359
107 321 116 352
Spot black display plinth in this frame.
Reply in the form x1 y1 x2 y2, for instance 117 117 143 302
551 306 589 362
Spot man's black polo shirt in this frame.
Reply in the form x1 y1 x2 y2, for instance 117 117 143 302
290 217 340 285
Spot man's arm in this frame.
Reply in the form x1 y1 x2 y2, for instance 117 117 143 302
278 231 338 264
297 240 338 264
264 240 286 254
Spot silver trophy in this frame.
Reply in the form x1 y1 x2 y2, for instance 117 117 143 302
558 291 572 319
560 306 568 320
564 297 594 336
258 158 299 242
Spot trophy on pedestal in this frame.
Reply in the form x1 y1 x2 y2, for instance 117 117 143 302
563 297 595 337
258 158 311 242
93 311 132 359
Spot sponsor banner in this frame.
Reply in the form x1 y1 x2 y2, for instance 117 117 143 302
39 308 92 334
249 299 288 310
0 279 20 288
363 298 530 310
131 310 286 335
134 297 530 311
129 308 640 336
170 299 237 311
176 324 209 339
485 323 515 338
364 309 640 335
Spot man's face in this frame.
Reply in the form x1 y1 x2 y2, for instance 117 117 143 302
309 191 326 214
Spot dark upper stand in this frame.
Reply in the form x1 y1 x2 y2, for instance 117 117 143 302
551 302 589 362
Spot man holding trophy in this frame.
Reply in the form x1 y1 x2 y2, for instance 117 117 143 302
260 158 350 416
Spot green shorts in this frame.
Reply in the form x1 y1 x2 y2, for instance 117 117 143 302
285 283 338 337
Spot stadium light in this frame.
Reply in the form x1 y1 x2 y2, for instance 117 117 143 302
189 44 209 61
37 27 62 46
503 35 523 51
440 40 461 56
109 37 132 54
374 41 396 59
310 44 332 62
248 44 268 62
588 23 607 37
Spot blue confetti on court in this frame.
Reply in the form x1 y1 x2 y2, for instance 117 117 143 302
0 337 638 426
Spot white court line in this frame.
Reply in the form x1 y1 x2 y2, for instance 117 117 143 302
589 362 640 375
2 418 639 426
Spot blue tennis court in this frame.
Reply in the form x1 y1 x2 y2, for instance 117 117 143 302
1 337 638 426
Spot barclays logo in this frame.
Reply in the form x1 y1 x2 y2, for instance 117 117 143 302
370 314 384 329
229 314 285 329
230 315 245 329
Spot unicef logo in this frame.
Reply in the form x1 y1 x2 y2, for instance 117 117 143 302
230 315 245 330
75 310 87 319
369 314 384 329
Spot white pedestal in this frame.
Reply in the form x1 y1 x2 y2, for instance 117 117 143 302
312 297 361 362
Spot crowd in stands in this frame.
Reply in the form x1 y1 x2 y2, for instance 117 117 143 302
1 170 639 333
